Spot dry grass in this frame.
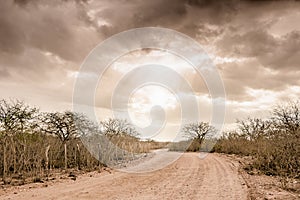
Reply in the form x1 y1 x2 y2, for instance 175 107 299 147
0 99 160 186
213 102 300 180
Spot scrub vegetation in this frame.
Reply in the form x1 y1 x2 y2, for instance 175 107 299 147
0 99 159 186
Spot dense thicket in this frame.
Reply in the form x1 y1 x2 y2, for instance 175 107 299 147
0 99 152 185
213 102 300 179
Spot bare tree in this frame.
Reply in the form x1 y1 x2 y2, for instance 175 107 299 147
237 118 272 140
0 99 38 178
272 101 300 134
70 112 99 137
0 99 112 182
99 118 141 160
182 122 216 151
0 99 39 135
101 118 138 137
41 111 80 169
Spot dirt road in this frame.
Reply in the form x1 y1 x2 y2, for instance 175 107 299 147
0 152 248 200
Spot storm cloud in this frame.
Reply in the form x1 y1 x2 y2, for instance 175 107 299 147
0 0 300 133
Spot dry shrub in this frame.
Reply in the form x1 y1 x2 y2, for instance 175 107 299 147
0 99 154 185
169 138 217 152
214 101 300 179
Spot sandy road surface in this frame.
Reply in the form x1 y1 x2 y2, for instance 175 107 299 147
0 152 248 200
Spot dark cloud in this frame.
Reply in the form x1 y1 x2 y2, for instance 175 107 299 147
217 29 300 71
0 0 101 95
0 0 97 61
87 0 239 43
217 30 277 57
218 59 300 102
259 31 300 70
0 0 300 124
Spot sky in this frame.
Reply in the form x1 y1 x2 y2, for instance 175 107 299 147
1 0 300 141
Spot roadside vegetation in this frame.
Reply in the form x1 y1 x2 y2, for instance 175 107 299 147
170 101 299 184
0 99 159 186
213 101 300 181
1 98 299 188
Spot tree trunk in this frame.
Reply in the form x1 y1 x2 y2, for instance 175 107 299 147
64 143 67 170
3 139 7 180
12 140 16 174
21 144 26 173
76 144 81 170
98 143 101 168
45 145 50 176
74 146 76 169
196 138 203 152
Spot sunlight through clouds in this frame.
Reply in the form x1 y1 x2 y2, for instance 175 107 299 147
128 85 178 128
